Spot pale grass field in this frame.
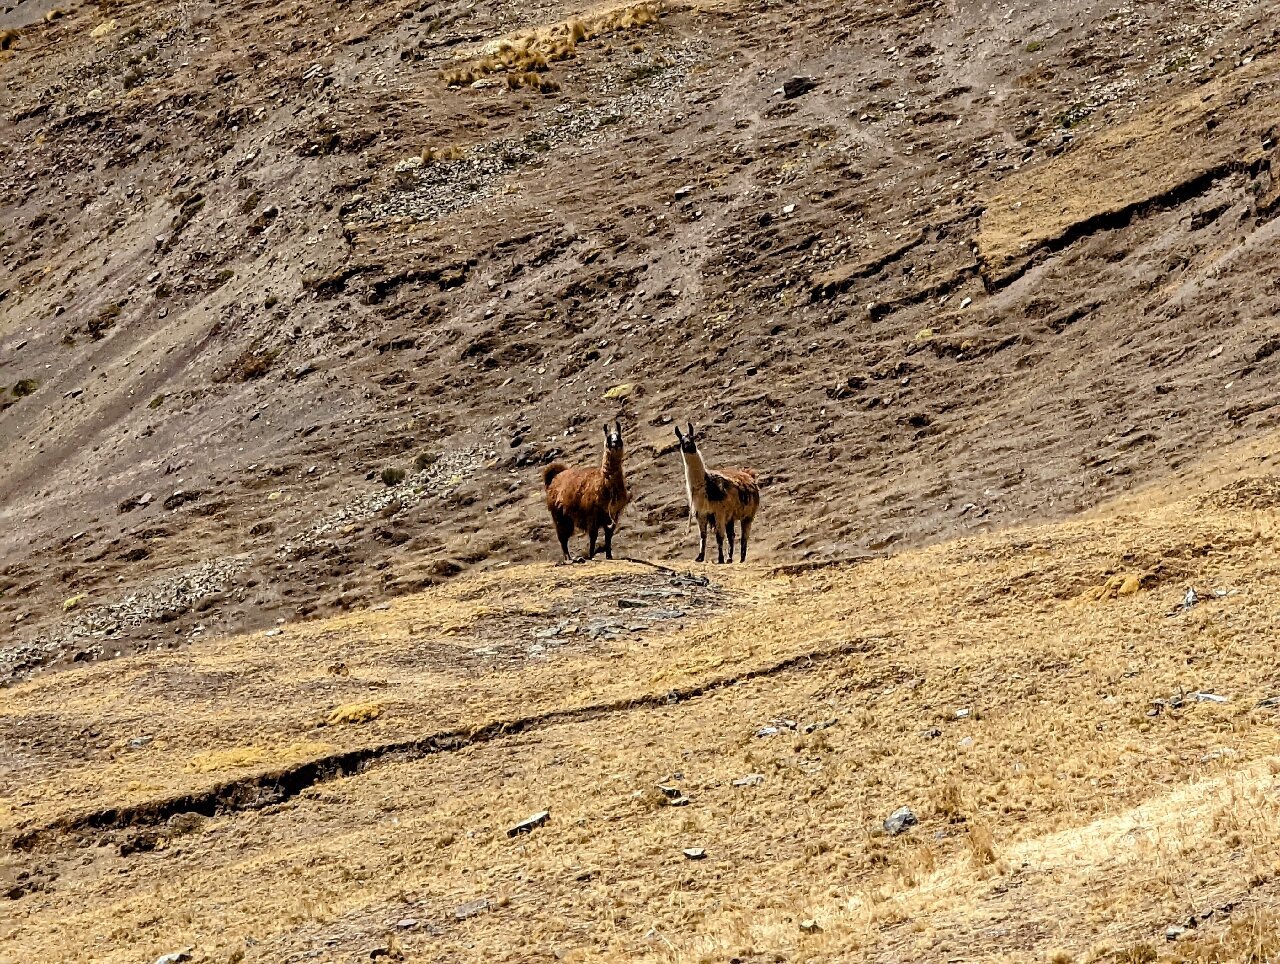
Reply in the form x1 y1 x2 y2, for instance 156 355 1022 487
5 436 1280 962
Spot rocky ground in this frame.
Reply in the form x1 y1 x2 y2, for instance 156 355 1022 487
3 0 1277 682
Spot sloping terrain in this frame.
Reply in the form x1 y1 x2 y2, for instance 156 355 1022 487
5 436 1280 963
4 0 1280 960
2 0 1279 678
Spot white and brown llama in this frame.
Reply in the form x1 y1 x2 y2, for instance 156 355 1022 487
674 422 760 563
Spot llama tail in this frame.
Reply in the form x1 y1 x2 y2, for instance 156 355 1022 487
542 463 569 488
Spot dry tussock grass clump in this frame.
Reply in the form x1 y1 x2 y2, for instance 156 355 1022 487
441 1 663 87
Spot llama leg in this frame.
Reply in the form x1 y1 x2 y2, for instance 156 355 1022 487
604 525 614 560
726 520 736 564
588 525 599 560
740 516 753 563
696 515 708 562
714 518 727 564
554 515 575 564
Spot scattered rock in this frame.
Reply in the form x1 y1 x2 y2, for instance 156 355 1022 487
656 785 682 799
1192 692 1229 704
755 726 779 738
732 773 764 787
1166 925 1187 942
154 952 193 964
884 806 918 836
800 919 822 934
783 75 819 99
166 812 205 835
682 847 706 860
508 810 550 837
453 898 490 920
804 717 838 734
396 918 418 929
617 598 646 609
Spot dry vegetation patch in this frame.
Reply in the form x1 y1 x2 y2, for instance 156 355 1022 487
7 442 1280 960
977 54 1280 285
441 1 664 87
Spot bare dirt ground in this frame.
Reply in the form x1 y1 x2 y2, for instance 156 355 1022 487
4 0 1280 959
2 0 1279 678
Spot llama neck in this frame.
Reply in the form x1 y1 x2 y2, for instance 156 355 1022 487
682 450 707 492
602 448 625 483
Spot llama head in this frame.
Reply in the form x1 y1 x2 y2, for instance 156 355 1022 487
603 419 624 452
673 421 698 454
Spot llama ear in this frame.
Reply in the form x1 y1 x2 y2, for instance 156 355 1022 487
602 423 610 439
674 425 683 441
614 419 622 441
687 421 696 440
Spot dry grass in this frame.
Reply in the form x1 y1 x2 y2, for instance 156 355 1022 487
978 53 1279 281
7 435 1280 961
441 2 663 87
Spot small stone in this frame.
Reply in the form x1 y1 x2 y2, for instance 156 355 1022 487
884 806 918 836
783 75 818 99
800 919 822 934
674 184 694 199
454 898 490 920
657 785 682 799
165 812 205 835
1166 925 1186 942
507 810 550 837
154 952 193 964
953 708 970 720
960 297 973 309
782 203 796 214
682 848 706 860
732 774 764 787
803 717 838 734
668 796 691 807
1193 692 1229 703
755 726 779 738
396 918 418 929
617 598 646 609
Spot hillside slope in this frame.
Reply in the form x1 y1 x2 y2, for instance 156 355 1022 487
5 434 1280 962
2 0 1278 679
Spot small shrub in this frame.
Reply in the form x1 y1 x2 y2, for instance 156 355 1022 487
12 378 38 397
88 303 122 339
226 347 279 382
422 144 466 164
381 467 406 487
413 452 438 472
1024 40 1045 53
967 821 997 868
149 394 166 409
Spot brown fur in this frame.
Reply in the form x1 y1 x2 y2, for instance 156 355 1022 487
543 428 630 562
676 424 760 564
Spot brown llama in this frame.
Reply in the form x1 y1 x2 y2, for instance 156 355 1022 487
675 422 760 563
543 420 631 563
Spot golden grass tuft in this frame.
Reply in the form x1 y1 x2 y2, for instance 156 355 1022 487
325 701 385 726
0 29 20 50
442 1 663 88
